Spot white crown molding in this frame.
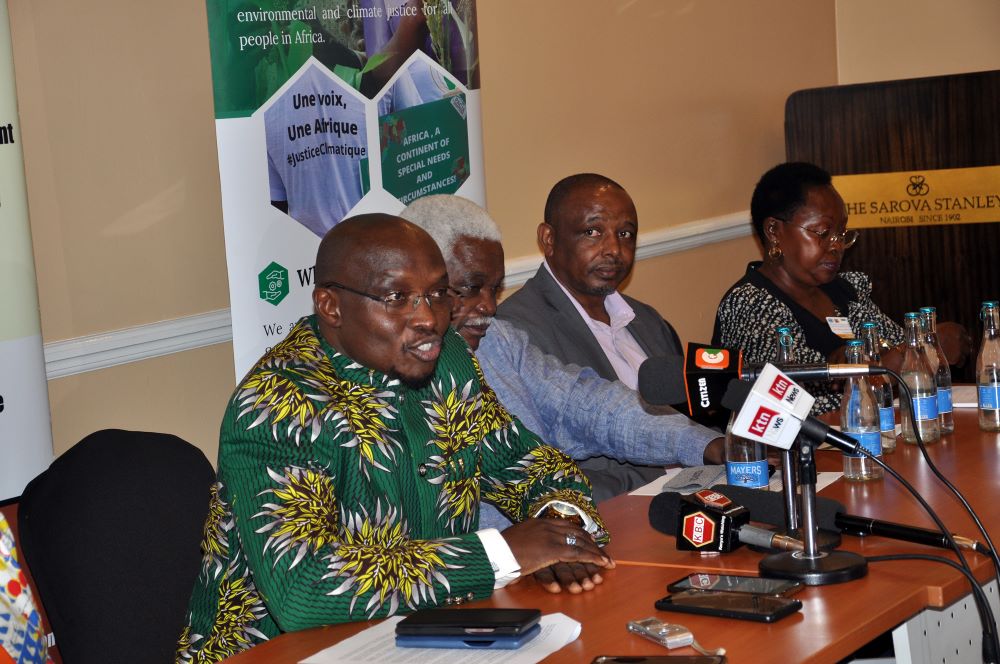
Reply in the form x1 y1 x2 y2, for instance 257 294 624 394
43 309 234 379
43 211 751 378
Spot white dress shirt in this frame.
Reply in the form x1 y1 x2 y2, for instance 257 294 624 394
544 261 648 389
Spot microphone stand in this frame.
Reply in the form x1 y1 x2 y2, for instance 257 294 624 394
777 439 841 550
780 447 797 530
760 435 867 585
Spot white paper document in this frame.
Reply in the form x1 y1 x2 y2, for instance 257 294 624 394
952 385 978 408
300 612 581 664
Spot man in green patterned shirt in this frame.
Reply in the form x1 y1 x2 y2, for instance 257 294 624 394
176 214 613 662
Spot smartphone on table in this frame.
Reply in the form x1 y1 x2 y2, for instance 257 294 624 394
667 572 803 597
655 589 802 623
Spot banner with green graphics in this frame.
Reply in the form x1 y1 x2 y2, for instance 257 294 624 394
204 0 483 376
1 2 54 500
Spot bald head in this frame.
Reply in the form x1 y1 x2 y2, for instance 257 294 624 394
315 213 444 289
312 213 451 384
544 173 626 230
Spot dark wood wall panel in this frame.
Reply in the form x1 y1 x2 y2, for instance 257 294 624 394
785 70 1000 380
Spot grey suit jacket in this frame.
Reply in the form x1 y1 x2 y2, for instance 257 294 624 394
497 265 684 386
495 265 690 501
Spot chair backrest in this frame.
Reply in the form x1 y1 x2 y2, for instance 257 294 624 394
17 430 215 664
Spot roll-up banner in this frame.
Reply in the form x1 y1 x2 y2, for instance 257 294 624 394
204 0 483 377
1 2 54 500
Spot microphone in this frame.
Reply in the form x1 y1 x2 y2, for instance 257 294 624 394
722 375 867 455
711 484 988 555
740 363 889 382
720 368 816 451
723 364 872 585
639 344 742 429
637 355 688 407
648 489 804 553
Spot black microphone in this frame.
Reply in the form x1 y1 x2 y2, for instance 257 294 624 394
711 484 987 555
740 363 889 382
640 344 742 429
637 355 687 407
648 491 803 552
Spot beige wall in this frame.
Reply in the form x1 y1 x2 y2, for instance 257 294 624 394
836 0 1000 84
10 0 839 462
477 0 837 341
477 0 837 259
9 0 235 458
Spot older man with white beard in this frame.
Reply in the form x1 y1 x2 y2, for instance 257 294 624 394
401 195 723 522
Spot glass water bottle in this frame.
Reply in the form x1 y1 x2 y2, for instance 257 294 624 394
860 321 896 453
724 412 769 490
920 307 954 435
978 301 1000 432
900 312 940 444
840 340 883 481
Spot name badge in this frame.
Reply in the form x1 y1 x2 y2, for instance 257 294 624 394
826 316 854 339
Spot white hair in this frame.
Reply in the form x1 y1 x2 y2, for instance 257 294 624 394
400 194 502 258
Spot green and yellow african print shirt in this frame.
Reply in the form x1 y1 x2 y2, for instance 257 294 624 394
176 316 605 663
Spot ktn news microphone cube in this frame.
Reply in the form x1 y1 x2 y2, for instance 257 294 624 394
749 364 815 420
730 364 815 450
676 489 750 552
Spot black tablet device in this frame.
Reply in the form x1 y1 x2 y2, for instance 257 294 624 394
395 608 542 637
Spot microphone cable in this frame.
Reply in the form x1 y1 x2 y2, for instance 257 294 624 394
848 422 999 663
888 369 1000 576
866 553 996 663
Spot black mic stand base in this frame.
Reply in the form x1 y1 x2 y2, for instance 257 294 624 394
759 547 868 585
763 436 867 585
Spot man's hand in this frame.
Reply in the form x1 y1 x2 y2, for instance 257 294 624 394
501 518 614 594
703 437 725 465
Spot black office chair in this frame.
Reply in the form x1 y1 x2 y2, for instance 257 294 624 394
17 429 215 664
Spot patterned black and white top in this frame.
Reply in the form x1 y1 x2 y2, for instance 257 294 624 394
712 262 904 414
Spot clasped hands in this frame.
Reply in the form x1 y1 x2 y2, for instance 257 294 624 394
501 518 614 594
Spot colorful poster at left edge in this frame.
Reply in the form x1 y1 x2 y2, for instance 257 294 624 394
0 2 54 500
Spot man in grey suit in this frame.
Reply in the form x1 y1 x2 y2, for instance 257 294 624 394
399 193 723 509
496 173 690 498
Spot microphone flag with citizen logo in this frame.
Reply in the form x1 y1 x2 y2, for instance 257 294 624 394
682 343 743 429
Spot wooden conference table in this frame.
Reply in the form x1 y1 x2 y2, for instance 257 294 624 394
227 409 1000 663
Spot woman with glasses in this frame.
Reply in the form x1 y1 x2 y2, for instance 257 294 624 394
712 161 904 414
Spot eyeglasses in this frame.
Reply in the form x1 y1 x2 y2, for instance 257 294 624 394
320 281 452 314
448 282 503 300
778 219 859 248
